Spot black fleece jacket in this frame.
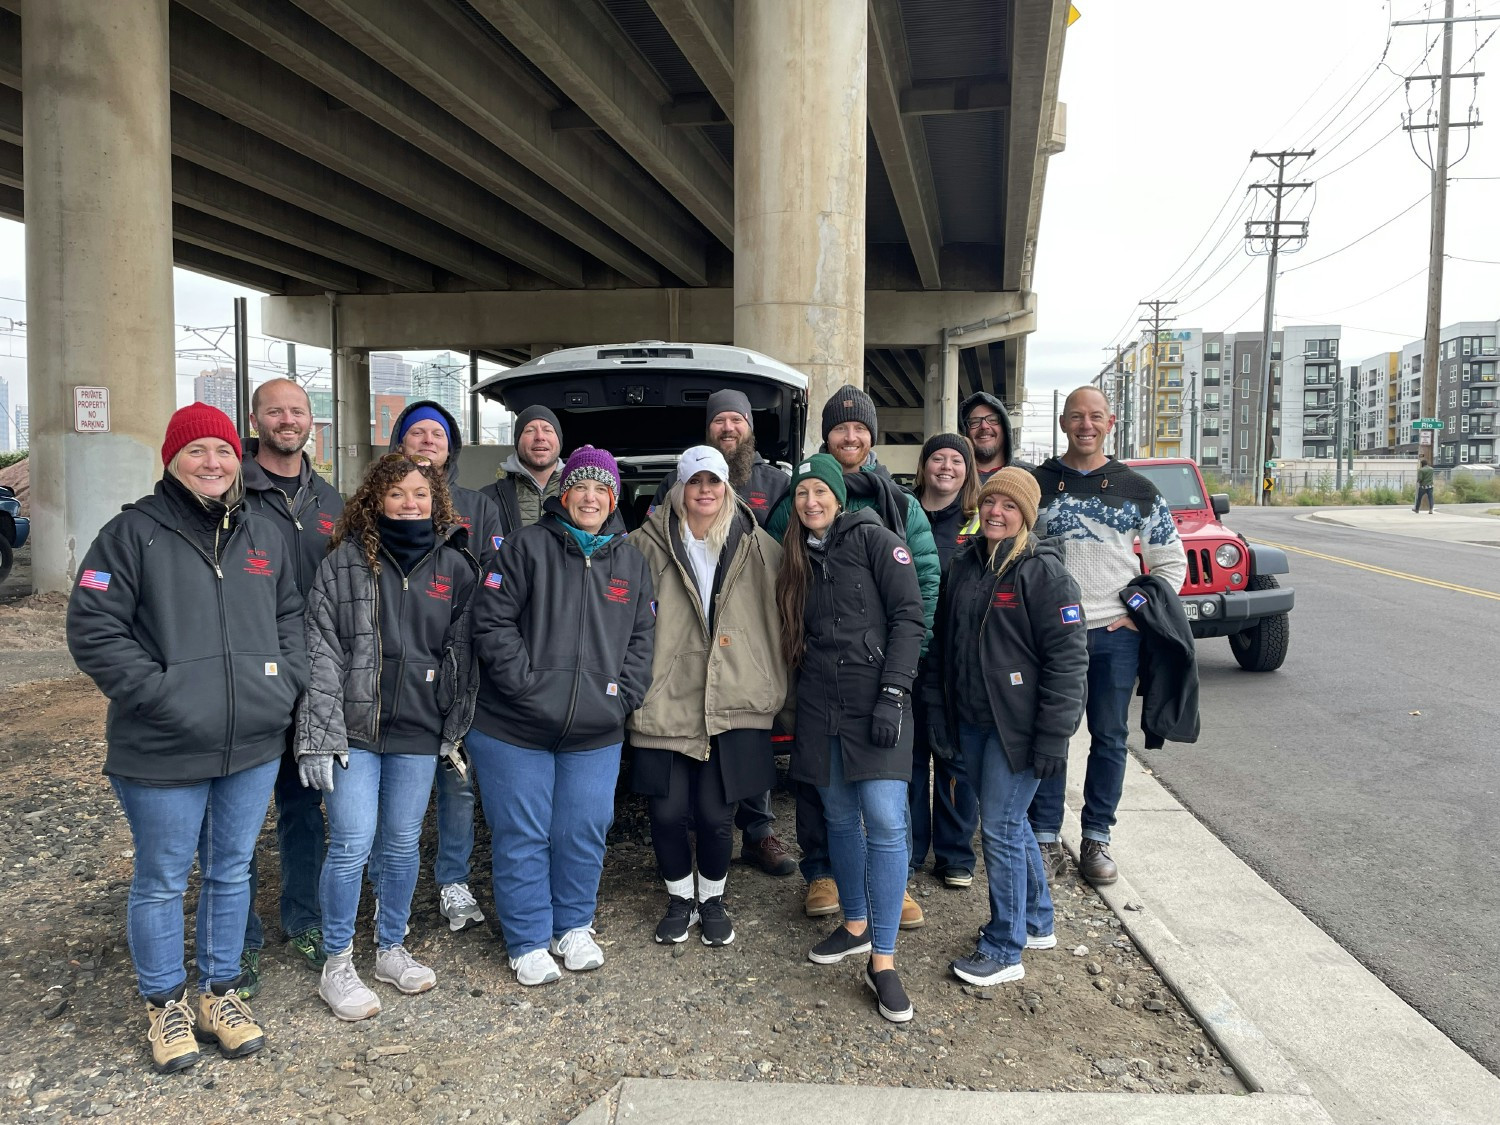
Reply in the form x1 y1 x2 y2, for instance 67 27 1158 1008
240 442 343 596
471 499 656 752
923 537 1088 773
1120 573 1201 748
66 479 308 783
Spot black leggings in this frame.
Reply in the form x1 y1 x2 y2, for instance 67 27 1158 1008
649 753 735 883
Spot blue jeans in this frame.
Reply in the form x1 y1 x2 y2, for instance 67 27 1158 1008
818 736 910 957
1029 625 1140 844
962 723 1054 964
245 748 325 949
367 757 475 892
910 697 978 875
110 758 279 999
320 749 438 953
467 730 620 959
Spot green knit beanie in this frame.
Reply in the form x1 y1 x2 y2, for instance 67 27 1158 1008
789 452 848 508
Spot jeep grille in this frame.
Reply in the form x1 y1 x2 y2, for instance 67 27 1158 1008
1186 548 1214 587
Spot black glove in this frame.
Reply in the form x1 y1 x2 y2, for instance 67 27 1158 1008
870 687 907 748
927 719 956 762
1032 750 1067 782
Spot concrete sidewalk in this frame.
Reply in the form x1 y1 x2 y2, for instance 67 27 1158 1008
1301 504 1500 546
569 733 1500 1125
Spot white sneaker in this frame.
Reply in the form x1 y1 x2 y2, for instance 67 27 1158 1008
374 944 436 994
1025 932 1058 950
319 946 381 1021
549 926 604 972
371 899 411 947
438 883 485 932
509 947 562 987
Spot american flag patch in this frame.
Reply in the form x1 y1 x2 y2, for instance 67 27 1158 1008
79 570 112 591
484 572 503 589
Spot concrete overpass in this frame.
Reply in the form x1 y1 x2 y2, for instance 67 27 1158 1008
2 0 1069 590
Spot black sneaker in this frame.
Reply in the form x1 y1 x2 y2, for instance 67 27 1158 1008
654 895 698 944
698 896 735 946
807 924 872 965
952 946 1025 986
864 961 914 1023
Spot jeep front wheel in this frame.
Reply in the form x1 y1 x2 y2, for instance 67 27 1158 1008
1229 575 1289 671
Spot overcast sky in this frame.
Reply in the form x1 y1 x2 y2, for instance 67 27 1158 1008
2 0 1497 453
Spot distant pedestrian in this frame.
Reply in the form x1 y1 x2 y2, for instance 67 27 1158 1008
239 378 344 996
924 468 1087 986
628 446 787 947
467 447 656 987
777 454 925 1023
1027 388 1186 886
67 403 306 1074
295 454 480 1021
1414 458 1435 513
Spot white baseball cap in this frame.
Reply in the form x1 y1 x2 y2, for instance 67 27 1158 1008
677 444 730 484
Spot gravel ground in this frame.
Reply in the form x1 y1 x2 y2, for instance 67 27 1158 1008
0 672 1245 1123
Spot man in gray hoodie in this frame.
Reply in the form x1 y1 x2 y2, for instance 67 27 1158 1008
483 405 564 536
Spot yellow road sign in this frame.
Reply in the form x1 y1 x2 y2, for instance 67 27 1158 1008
1068 4 1082 26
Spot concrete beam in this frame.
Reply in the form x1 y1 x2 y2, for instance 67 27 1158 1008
901 77 1012 116
875 408 924 433
173 241 291 294
168 202 360 292
1004 0 1069 293
645 0 734 122
290 0 707 286
263 288 1032 350
468 0 734 247
868 0 942 289
170 7 586 287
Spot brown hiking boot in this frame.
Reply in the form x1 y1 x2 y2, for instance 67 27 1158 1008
1079 839 1119 886
742 834 797 876
899 889 925 930
196 988 266 1058
804 877 840 917
1039 841 1069 881
145 993 200 1074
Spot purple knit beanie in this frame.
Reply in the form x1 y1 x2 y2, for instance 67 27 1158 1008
560 445 621 510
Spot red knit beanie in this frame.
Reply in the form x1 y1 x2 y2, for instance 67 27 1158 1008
162 403 242 466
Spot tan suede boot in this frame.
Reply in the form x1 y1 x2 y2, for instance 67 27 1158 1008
145 992 201 1074
195 988 266 1058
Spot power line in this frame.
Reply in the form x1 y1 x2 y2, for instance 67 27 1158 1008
1280 191 1431 274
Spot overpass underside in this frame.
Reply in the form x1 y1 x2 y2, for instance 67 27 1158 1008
4 0 1068 590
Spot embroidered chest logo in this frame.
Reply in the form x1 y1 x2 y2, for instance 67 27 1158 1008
427 573 453 602
748 491 768 510
605 578 631 605
244 549 275 577
316 512 335 536
456 515 473 531
992 585 1019 609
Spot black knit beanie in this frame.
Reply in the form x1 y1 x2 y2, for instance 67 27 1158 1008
515 404 563 444
919 432 973 467
821 384 879 444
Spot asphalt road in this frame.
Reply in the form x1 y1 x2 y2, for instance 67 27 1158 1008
1135 503 1500 1076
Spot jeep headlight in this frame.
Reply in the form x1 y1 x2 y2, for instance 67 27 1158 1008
1214 543 1242 568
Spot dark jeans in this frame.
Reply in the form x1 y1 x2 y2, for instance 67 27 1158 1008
649 753 735 883
1414 485 1434 512
245 748 325 949
734 790 775 845
794 780 832 883
1028 625 1141 844
909 697 978 875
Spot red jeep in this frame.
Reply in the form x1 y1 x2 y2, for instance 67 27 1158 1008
1125 458 1292 672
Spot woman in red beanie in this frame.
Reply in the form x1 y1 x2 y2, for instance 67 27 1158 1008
66 403 307 1074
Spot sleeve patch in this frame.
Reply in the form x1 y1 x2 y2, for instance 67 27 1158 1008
484 571 504 589
1059 604 1082 625
491 535 504 550
79 570 112 591
892 546 912 566
1126 591 1148 611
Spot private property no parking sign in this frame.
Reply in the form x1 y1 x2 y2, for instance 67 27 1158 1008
73 386 110 433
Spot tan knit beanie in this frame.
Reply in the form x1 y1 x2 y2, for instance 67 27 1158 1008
977 466 1040 530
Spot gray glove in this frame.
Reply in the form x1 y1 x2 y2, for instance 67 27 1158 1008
298 751 345 792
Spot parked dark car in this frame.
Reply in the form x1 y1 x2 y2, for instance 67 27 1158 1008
0 482 29 586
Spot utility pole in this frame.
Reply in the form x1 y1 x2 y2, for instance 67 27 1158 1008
1052 388 1059 458
1245 150 1314 505
1136 300 1177 457
1397 0 1486 472
1334 371 1345 490
1099 345 1125 455
1188 371 1199 463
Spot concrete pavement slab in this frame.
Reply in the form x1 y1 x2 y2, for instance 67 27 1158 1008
573 1080 1333 1124
1088 737 1500 1125
1301 506 1500 546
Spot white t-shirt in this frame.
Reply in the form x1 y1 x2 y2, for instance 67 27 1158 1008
682 524 716 620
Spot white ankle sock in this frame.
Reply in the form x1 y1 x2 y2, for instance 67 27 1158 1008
697 874 726 901
665 875 694 900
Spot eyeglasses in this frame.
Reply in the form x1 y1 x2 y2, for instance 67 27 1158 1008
965 415 1002 432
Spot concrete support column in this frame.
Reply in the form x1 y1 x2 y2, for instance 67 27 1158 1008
336 347 372 492
734 0 867 437
922 341 961 438
23 0 175 592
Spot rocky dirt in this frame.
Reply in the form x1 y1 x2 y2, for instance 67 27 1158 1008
0 672 1244 1123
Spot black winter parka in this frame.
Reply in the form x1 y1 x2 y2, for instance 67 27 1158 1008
66 480 308 783
240 442 343 596
923 537 1088 773
471 499 656 752
790 508 925 787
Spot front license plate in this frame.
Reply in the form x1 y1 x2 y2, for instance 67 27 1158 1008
1183 603 1200 620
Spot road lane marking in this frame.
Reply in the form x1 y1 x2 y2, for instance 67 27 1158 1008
1253 538 1500 602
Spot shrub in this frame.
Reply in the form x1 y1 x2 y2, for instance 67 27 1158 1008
0 450 26 471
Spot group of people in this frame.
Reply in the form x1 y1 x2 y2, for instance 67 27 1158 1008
65 372 1187 1071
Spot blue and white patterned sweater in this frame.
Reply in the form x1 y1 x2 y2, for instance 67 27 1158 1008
1032 457 1187 629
